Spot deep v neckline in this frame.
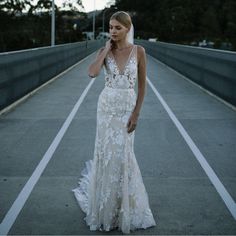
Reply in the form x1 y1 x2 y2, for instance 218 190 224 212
110 45 135 75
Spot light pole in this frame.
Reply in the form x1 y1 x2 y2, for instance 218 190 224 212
93 0 96 40
102 8 109 33
51 0 55 46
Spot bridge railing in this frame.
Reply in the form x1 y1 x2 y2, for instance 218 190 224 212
1 39 235 112
0 40 103 111
136 40 236 107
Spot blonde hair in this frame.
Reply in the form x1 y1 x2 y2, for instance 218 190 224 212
110 11 132 29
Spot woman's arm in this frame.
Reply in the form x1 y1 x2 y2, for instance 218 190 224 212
88 47 108 78
132 45 147 116
88 39 114 78
127 45 147 133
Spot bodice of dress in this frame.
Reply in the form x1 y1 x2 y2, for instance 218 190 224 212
103 45 138 90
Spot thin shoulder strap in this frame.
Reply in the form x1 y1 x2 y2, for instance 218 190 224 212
135 45 138 64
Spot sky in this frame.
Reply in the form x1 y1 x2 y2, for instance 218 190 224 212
81 0 112 12
29 0 113 13
54 0 113 12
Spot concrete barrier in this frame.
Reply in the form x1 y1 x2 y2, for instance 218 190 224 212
0 40 102 111
136 40 236 107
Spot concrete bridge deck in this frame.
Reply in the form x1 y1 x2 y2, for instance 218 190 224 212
0 52 236 235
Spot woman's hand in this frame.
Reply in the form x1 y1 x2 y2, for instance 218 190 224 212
127 112 139 133
88 40 113 78
105 39 116 51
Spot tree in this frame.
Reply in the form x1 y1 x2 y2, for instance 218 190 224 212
113 0 236 50
0 0 86 52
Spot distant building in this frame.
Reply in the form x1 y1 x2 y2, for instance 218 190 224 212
82 32 94 40
148 38 158 42
96 32 110 40
198 39 214 48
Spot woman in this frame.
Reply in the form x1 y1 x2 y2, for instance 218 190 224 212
72 11 157 234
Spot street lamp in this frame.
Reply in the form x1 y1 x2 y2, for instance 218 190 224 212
102 8 109 33
93 0 96 40
51 0 55 46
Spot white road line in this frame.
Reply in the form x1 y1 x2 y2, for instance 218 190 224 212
0 77 96 236
147 76 236 220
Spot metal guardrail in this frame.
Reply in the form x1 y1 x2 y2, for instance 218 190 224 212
0 40 103 111
136 40 236 107
1 39 235 111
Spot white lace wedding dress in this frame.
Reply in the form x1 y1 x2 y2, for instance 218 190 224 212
72 44 157 234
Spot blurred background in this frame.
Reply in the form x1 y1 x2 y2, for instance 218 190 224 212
0 0 236 52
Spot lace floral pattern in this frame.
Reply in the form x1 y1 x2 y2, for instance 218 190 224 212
72 45 157 234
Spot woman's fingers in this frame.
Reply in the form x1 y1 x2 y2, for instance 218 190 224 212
127 126 134 133
127 121 137 133
126 120 130 128
105 39 112 50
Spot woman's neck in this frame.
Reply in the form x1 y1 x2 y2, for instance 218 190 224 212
115 40 132 50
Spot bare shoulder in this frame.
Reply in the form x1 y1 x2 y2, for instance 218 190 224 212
136 45 146 53
136 45 146 64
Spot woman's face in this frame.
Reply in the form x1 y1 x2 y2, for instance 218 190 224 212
109 19 129 42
